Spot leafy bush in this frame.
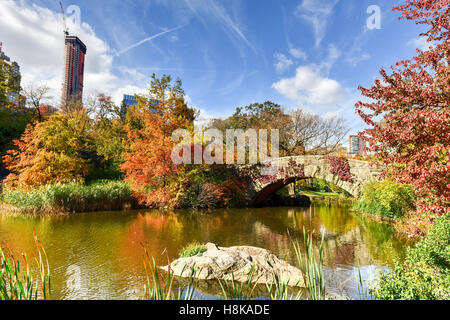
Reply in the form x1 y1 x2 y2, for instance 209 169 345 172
354 179 416 218
325 156 353 182
2 180 134 213
179 242 207 258
311 179 331 193
408 213 450 271
371 213 449 300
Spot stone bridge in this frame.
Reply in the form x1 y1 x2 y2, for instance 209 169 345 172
235 155 382 206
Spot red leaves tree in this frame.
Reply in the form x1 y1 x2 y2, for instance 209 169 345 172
356 0 449 215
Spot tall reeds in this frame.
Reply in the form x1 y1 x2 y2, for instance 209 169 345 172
265 273 303 300
2 180 134 214
0 231 51 300
215 264 259 300
292 228 326 300
142 247 196 300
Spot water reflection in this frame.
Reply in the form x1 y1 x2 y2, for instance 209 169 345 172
0 204 409 299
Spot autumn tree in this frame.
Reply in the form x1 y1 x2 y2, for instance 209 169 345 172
90 94 127 179
356 0 449 215
60 95 84 115
120 74 197 207
3 110 94 188
0 59 21 109
0 61 30 165
210 102 349 156
210 101 292 158
285 109 349 155
22 84 52 122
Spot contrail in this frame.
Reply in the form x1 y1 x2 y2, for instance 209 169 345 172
115 25 184 57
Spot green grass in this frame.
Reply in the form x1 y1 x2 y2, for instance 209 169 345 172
1 180 135 214
179 242 207 258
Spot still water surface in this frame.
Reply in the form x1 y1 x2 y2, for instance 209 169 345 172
0 203 409 299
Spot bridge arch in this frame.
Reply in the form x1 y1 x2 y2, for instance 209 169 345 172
236 155 381 206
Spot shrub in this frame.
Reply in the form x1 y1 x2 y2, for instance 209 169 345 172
370 213 449 300
179 242 207 258
311 179 331 193
354 179 416 218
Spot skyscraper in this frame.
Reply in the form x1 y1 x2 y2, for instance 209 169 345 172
61 35 87 108
349 135 366 155
120 94 160 118
121 94 138 118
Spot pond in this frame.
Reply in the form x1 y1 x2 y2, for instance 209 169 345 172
0 203 410 300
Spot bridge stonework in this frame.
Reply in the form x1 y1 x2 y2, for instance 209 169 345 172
236 155 382 205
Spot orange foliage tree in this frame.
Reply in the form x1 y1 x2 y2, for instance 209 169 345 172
120 74 197 208
2 110 94 189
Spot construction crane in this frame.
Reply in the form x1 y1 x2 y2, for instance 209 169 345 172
59 1 69 36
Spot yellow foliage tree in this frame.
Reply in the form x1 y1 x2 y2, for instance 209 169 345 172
3 110 94 189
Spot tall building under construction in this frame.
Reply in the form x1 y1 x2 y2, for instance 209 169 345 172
61 35 86 107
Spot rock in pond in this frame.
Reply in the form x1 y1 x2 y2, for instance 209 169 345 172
160 243 305 287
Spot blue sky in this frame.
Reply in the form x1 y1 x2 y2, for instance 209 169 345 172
0 0 428 137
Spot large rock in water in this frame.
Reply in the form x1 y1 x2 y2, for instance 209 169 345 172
161 243 305 287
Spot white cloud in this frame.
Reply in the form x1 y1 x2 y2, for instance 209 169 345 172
288 47 307 60
182 0 255 52
320 44 341 73
346 53 371 66
0 0 147 106
408 37 431 51
114 26 184 57
296 0 339 47
117 66 147 82
194 108 214 128
274 53 293 73
272 65 346 107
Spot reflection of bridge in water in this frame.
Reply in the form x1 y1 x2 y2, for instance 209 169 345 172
236 155 382 205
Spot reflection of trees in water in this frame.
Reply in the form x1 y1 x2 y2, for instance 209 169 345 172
122 205 409 271
0 212 145 299
353 215 410 266
0 205 410 299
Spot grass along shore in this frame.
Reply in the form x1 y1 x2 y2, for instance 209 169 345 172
0 180 137 214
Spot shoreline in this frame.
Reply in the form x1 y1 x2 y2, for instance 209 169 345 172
0 191 351 216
